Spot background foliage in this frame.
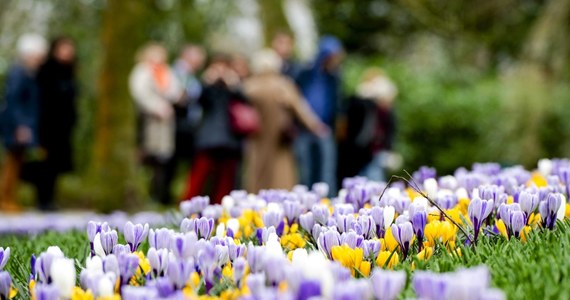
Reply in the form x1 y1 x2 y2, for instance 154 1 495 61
1 0 570 210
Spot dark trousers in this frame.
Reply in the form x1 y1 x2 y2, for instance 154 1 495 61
182 150 239 204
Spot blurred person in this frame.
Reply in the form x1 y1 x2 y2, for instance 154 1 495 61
33 37 78 210
337 68 398 183
181 55 245 204
271 31 300 80
230 54 250 81
295 35 344 195
0 33 47 211
166 44 207 204
129 42 183 204
243 49 326 192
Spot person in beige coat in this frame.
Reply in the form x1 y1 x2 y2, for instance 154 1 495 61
243 49 326 193
129 42 183 203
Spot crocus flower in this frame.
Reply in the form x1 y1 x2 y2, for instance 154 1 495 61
518 190 539 219
167 256 194 290
336 214 356 233
98 229 118 256
297 279 322 300
263 210 285 236
50 258 76 298
33 283 60 300
411 209 427 251
312 182 329 198
0 248 10 271
264 255 288 286
370 206 386 238
148 228 174 249
87 221 109 257
332 278 371 300
113 244 131 255
283 200 302 225
102 254 120 279
391 222 413 258
355 215 375 239
468 197 494 242
340 231 364 249
370 269 406 300
413 271 449 300
362 239 381 260
0 271 11 300
35 251 63 284
499 203 525 238
121 286 158 300
299 212 315 232
539 193 563 229
318 229 341 259
197 217 215 240
346 184 371 210
233 257 247 286
147 247 169 277
170 232 197 259
247 245 266 274
179 196 210 217
312 204 330 225
124 221 149 252
118 253 140 286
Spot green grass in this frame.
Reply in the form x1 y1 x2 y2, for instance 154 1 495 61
1 221 570 299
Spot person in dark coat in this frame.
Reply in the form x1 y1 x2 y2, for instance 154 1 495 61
181 55 244 204
271 31 301 80
34 37 78 210
0 34 47 211
337 68 398 184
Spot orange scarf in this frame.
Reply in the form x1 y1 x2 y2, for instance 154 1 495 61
151 63 170 92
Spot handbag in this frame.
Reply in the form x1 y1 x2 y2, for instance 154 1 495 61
229 100 260 136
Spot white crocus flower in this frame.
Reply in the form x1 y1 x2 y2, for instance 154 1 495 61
221 196 235 211
51 258 76 298
216 223 226 238
86 255 103 273
423 178 438 199
265 233 283 258
557 194 567 220
226 218 240 234
98 275 115 297
538 159 553 177
46 246 64 258
456 188 469 200
93 233 106 257
383 206 395 230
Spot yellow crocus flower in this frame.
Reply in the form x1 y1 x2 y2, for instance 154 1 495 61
376 251 399 269
495 219 508 238
71 287 94 300
281 233 306 250
382 228 399 252
527 172 548 187
417 247 434 261
458 198 470 215
424 221 457 248
331 245 368 276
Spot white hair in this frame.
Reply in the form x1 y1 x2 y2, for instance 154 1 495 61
251 49 282 75
17 33 48 58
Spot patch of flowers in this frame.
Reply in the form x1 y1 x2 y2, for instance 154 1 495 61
3 158 570 299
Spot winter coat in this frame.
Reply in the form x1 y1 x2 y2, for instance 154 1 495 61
193 81 244 154
37 59 77 173
129 63 182 159
243 73 321 192
296 36 343 127
0 63 40 150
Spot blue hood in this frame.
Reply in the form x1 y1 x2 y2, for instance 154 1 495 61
313 35 343 69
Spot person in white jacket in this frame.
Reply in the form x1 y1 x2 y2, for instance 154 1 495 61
129 42 183 204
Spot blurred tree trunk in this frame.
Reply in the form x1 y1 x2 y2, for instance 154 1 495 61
259 0 290 45
90 0 151 212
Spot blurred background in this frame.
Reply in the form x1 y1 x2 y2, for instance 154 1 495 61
1 0 569 212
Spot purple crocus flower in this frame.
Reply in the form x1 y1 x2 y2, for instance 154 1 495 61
370 206 386 238
340 231 364 248
112 244 131 255
100 229 118 256
247 245 266 274
413 166 436 184
0 248 10 270
411 210 427 251
437 193 458 211
330 261 352 282
468 197 494 242
35 252 62 284
362 239 381 259
299 212 315 232
148 228 173 250
153 277 175 298
518 190 539 219
124 222 149 252
297 279 321 300
103 254 120 279
333 279 371 300
355 215 375 239
312 205 330 225
179 196 210 217
263 210 285 236
121 286 158 300
33 283 60 300
118 253 140 286
318 229 341 259
336 214 356 233
498 203 522 238
147 247 169 277
167 257 194 290
539 193 563 230
264 256 288 286
391 222 413 258
0 271 11 300
256 227 276 245
413 271 449 300
371 269 406 300
180 218 197 234
346 184 371 210
233 257 247 287
170 232 198 259
312 182 329 198
87 221 109 257
283 200 302 225
246 273 267 298
197 243 217 290
228 243 246 261
197 217 215 240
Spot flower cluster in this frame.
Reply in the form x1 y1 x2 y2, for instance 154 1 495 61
2 159 570 299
